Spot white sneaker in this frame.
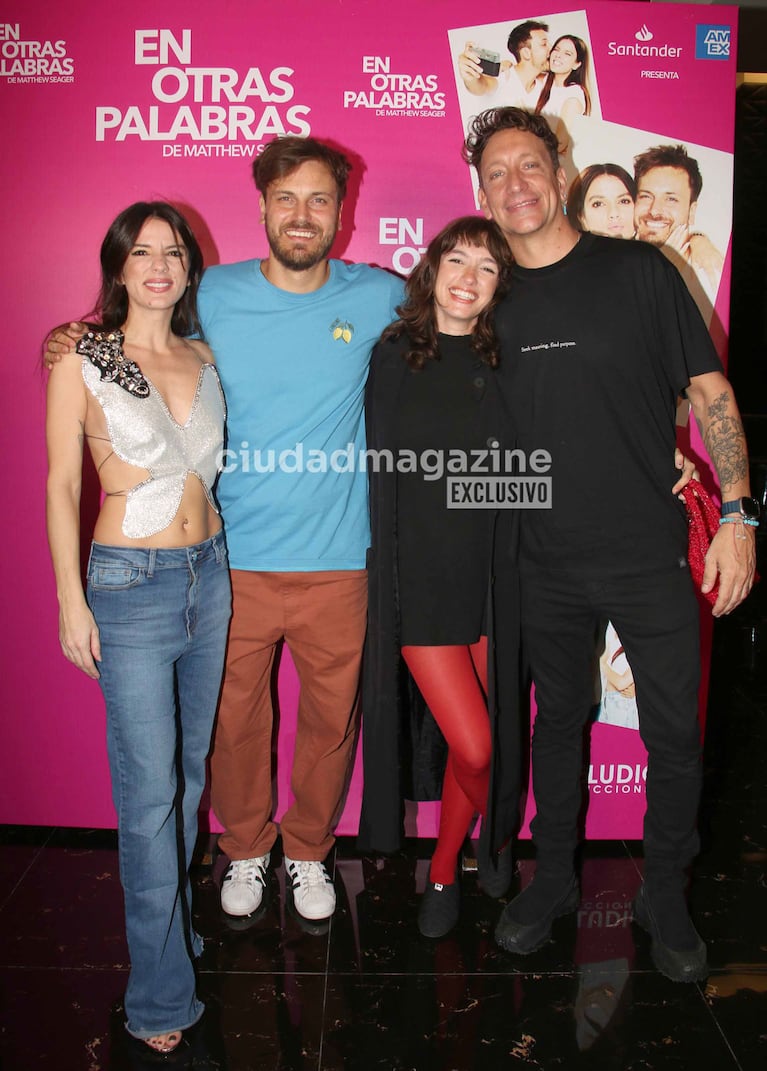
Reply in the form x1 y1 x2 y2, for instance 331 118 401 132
220 853 270 917
284 857 336 920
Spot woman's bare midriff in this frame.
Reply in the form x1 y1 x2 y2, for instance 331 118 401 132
93 474 222 548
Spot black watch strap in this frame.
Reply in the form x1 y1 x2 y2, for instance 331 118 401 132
721 497 760 521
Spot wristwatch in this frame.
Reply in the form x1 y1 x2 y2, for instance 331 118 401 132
721 497 761 524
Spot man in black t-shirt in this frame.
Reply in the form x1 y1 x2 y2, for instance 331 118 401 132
463 107 757 983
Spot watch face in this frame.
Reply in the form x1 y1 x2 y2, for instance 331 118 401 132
741 496 760 521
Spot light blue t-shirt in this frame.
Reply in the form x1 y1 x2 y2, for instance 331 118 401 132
198 258 403 571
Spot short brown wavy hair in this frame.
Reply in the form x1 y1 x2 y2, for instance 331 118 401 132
381 215 513 370
463 107 560 181
253 136 351 201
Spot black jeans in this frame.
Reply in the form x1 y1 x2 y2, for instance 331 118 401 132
520 559 701 878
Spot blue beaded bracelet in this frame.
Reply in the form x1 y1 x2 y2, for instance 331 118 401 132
719 516 759 528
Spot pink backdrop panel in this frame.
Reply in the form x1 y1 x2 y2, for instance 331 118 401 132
0 1 736 840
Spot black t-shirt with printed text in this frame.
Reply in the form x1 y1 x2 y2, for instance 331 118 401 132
495 233 723 573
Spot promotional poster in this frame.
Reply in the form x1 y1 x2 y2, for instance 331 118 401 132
1 1 737 836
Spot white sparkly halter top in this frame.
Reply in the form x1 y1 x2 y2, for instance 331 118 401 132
77 330 226 539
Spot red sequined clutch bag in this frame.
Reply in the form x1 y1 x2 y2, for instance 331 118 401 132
680 479 720 607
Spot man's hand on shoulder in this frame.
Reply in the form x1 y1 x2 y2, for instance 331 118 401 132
45 322 87 370
664 223 692 261
689 233 724 289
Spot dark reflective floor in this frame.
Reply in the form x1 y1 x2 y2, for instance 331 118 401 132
1 621 765 1070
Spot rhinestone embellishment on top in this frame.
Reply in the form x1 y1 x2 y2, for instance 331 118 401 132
76 329 150 398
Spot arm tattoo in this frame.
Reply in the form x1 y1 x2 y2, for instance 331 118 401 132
699 390 747 495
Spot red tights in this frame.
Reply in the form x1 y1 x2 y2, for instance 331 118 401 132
401 638 490 886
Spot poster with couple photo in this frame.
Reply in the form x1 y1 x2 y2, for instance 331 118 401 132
449 12 602 183
449 10 731 328
566 116 731 325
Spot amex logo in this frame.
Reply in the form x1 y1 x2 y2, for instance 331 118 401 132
695 25 731 60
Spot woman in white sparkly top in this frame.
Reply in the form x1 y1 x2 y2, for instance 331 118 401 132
46 202 230 1056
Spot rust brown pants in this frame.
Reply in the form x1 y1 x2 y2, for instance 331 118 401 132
211 569 367 862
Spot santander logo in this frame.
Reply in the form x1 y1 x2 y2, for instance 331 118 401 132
608 24 682 58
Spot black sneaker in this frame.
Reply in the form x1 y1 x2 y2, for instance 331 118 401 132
632 883 708 983
495 872 579 954
418 879 461 938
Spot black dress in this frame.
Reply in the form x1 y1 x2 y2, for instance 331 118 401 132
358 333 523 856
396 333 498 645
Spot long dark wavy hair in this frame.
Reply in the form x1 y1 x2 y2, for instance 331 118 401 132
86 201 205 338
534 35 592 118
381 216 513 371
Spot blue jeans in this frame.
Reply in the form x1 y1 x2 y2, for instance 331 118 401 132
87 533 231 1038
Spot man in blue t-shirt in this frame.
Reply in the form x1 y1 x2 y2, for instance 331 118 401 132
203 137 403 926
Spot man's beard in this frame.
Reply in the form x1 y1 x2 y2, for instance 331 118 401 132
635 219 670 245
266 221 336 272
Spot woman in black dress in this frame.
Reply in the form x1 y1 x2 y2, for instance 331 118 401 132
359 217 519 937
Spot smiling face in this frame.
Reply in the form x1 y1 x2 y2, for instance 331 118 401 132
580 174 635 239
478 129 567 244
634 165 695 245
119 217 189 313
548 37 581 78
433 240 501 335
260 159 341 271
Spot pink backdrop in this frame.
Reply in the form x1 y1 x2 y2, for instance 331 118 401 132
0 1 736 837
